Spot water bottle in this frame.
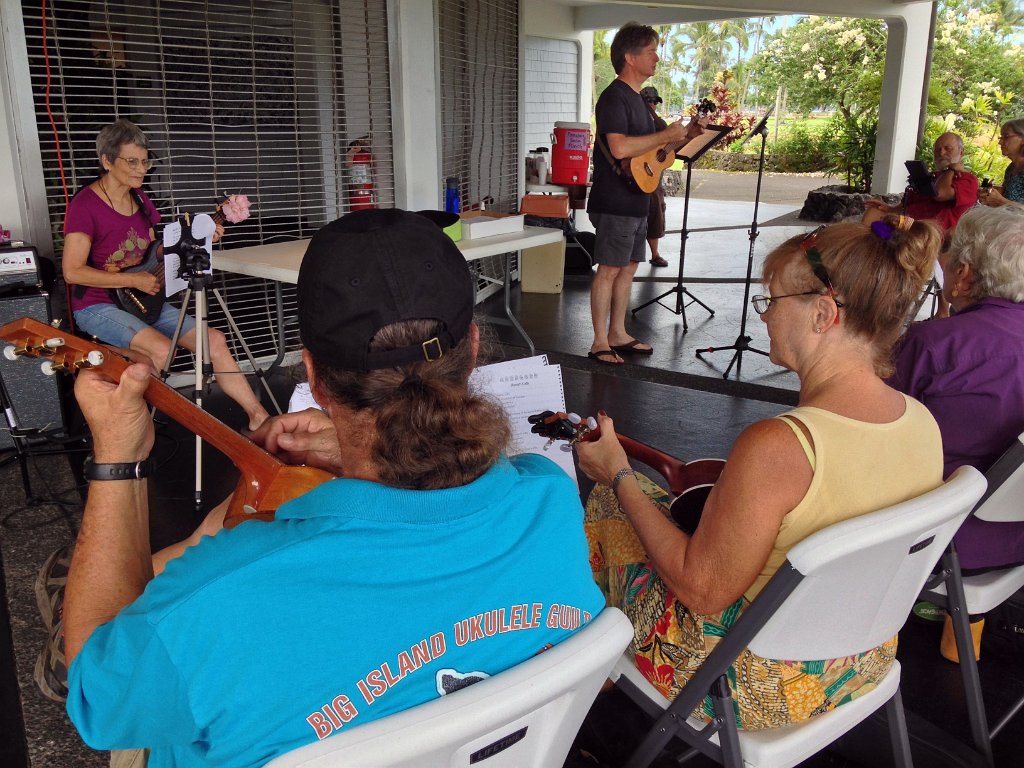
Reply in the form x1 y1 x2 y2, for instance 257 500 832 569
444 177 461 214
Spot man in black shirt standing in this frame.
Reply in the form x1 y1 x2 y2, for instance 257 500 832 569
587 23 703 364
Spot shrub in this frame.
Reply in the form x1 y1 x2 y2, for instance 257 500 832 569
767 125 827 172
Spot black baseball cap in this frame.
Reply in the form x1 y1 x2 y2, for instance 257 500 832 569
640 86 662 104
298 208 475 371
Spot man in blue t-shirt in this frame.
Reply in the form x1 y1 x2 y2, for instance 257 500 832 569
587 23 704 365
61 209 605 767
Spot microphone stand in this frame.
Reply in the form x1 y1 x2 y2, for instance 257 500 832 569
695 119 771 379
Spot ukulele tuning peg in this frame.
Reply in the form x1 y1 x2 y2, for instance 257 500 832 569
567 412 582 425
3 345 18 361
44 337 66 349
82 350 105 368
527 410 554 425
587 416 598 430
40 360 58 376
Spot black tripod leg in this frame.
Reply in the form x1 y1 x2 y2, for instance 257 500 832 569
693 130 771 379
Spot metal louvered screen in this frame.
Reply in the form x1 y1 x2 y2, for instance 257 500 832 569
20 0 392 368
437 0 520 297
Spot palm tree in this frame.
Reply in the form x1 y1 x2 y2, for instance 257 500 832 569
678 22 722 100
993 0 1024 31
720 19 751 71
740 16 776 111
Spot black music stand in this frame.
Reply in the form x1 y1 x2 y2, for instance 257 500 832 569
632 124 731 330
696 108 774 378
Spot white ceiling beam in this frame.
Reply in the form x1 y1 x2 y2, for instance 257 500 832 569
572 1 933 31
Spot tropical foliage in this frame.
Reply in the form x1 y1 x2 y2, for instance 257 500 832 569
591 1 1024 191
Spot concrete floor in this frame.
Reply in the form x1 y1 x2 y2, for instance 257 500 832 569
2 173 1014 768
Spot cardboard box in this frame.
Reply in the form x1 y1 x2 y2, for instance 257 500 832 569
520 194 570 219
521 239 565 294
460 211 525 239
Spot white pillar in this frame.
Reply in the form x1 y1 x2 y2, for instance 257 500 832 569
873 2 934 194
388 0 442 210
1 0 49 253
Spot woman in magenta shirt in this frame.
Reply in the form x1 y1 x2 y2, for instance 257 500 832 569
63 118 268 430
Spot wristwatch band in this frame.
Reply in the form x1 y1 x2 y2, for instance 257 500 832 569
83 455 154 481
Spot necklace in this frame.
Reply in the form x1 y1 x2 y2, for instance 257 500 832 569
98 178 132 215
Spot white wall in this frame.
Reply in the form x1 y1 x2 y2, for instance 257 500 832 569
0 68 22 242
524 37 581 151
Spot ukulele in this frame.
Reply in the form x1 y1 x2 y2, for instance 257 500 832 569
629 99 717 194
528 410 724 534
0 316 331 528
112 193 251 324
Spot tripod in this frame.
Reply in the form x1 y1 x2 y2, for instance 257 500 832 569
159 219 282 509
695 121 771 379
632 124 729 329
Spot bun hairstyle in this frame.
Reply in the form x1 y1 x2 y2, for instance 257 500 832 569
762 214 942 376
310 318 510 491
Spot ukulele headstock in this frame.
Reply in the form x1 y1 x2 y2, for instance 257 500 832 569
1 318 108 377
527 410 599 450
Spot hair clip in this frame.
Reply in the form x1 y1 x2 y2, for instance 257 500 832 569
871 220 896 241
896 215 914 231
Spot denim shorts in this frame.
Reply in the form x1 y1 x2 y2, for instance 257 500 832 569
74 302 196 348
590 213 648 267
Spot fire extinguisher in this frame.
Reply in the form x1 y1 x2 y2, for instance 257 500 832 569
346 136 374 211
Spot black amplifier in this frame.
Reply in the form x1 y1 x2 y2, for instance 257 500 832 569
0 245 42 291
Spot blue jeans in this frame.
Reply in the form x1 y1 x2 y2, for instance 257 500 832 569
74 302 196 348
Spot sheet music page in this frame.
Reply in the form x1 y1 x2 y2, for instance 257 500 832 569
470 355 578 485
677 124 730 160
163 213 215 297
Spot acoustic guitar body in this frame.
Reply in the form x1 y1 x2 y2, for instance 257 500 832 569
629 151 672 194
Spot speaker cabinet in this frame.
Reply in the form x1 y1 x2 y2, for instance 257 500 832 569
0 290 66 451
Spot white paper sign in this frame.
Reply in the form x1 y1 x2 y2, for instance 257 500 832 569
163 213 215 297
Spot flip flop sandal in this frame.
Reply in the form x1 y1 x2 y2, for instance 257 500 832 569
610 339 654 355
587 349 623 365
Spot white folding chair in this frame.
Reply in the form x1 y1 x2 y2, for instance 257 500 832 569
920 432 1024 767
264 607 633 768
611 466 987 768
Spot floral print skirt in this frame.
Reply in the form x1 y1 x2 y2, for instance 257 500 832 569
584 474 897 730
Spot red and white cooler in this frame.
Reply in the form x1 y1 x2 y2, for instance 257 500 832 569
550 122 591 185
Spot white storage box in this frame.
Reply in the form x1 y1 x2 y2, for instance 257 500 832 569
460 211 525 239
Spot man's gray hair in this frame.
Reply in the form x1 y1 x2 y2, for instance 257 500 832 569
947 205 1024 303
96 118 148 165
936 131 964 152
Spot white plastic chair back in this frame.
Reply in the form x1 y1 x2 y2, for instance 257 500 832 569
749 466 987 661
264 608 633 768
972 432 1024 523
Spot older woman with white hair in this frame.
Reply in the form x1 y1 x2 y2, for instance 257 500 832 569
889 205 1024 659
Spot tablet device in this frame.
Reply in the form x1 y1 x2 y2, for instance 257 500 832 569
905 160 937 197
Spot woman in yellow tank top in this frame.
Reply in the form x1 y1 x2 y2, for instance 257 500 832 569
579 214 945 730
